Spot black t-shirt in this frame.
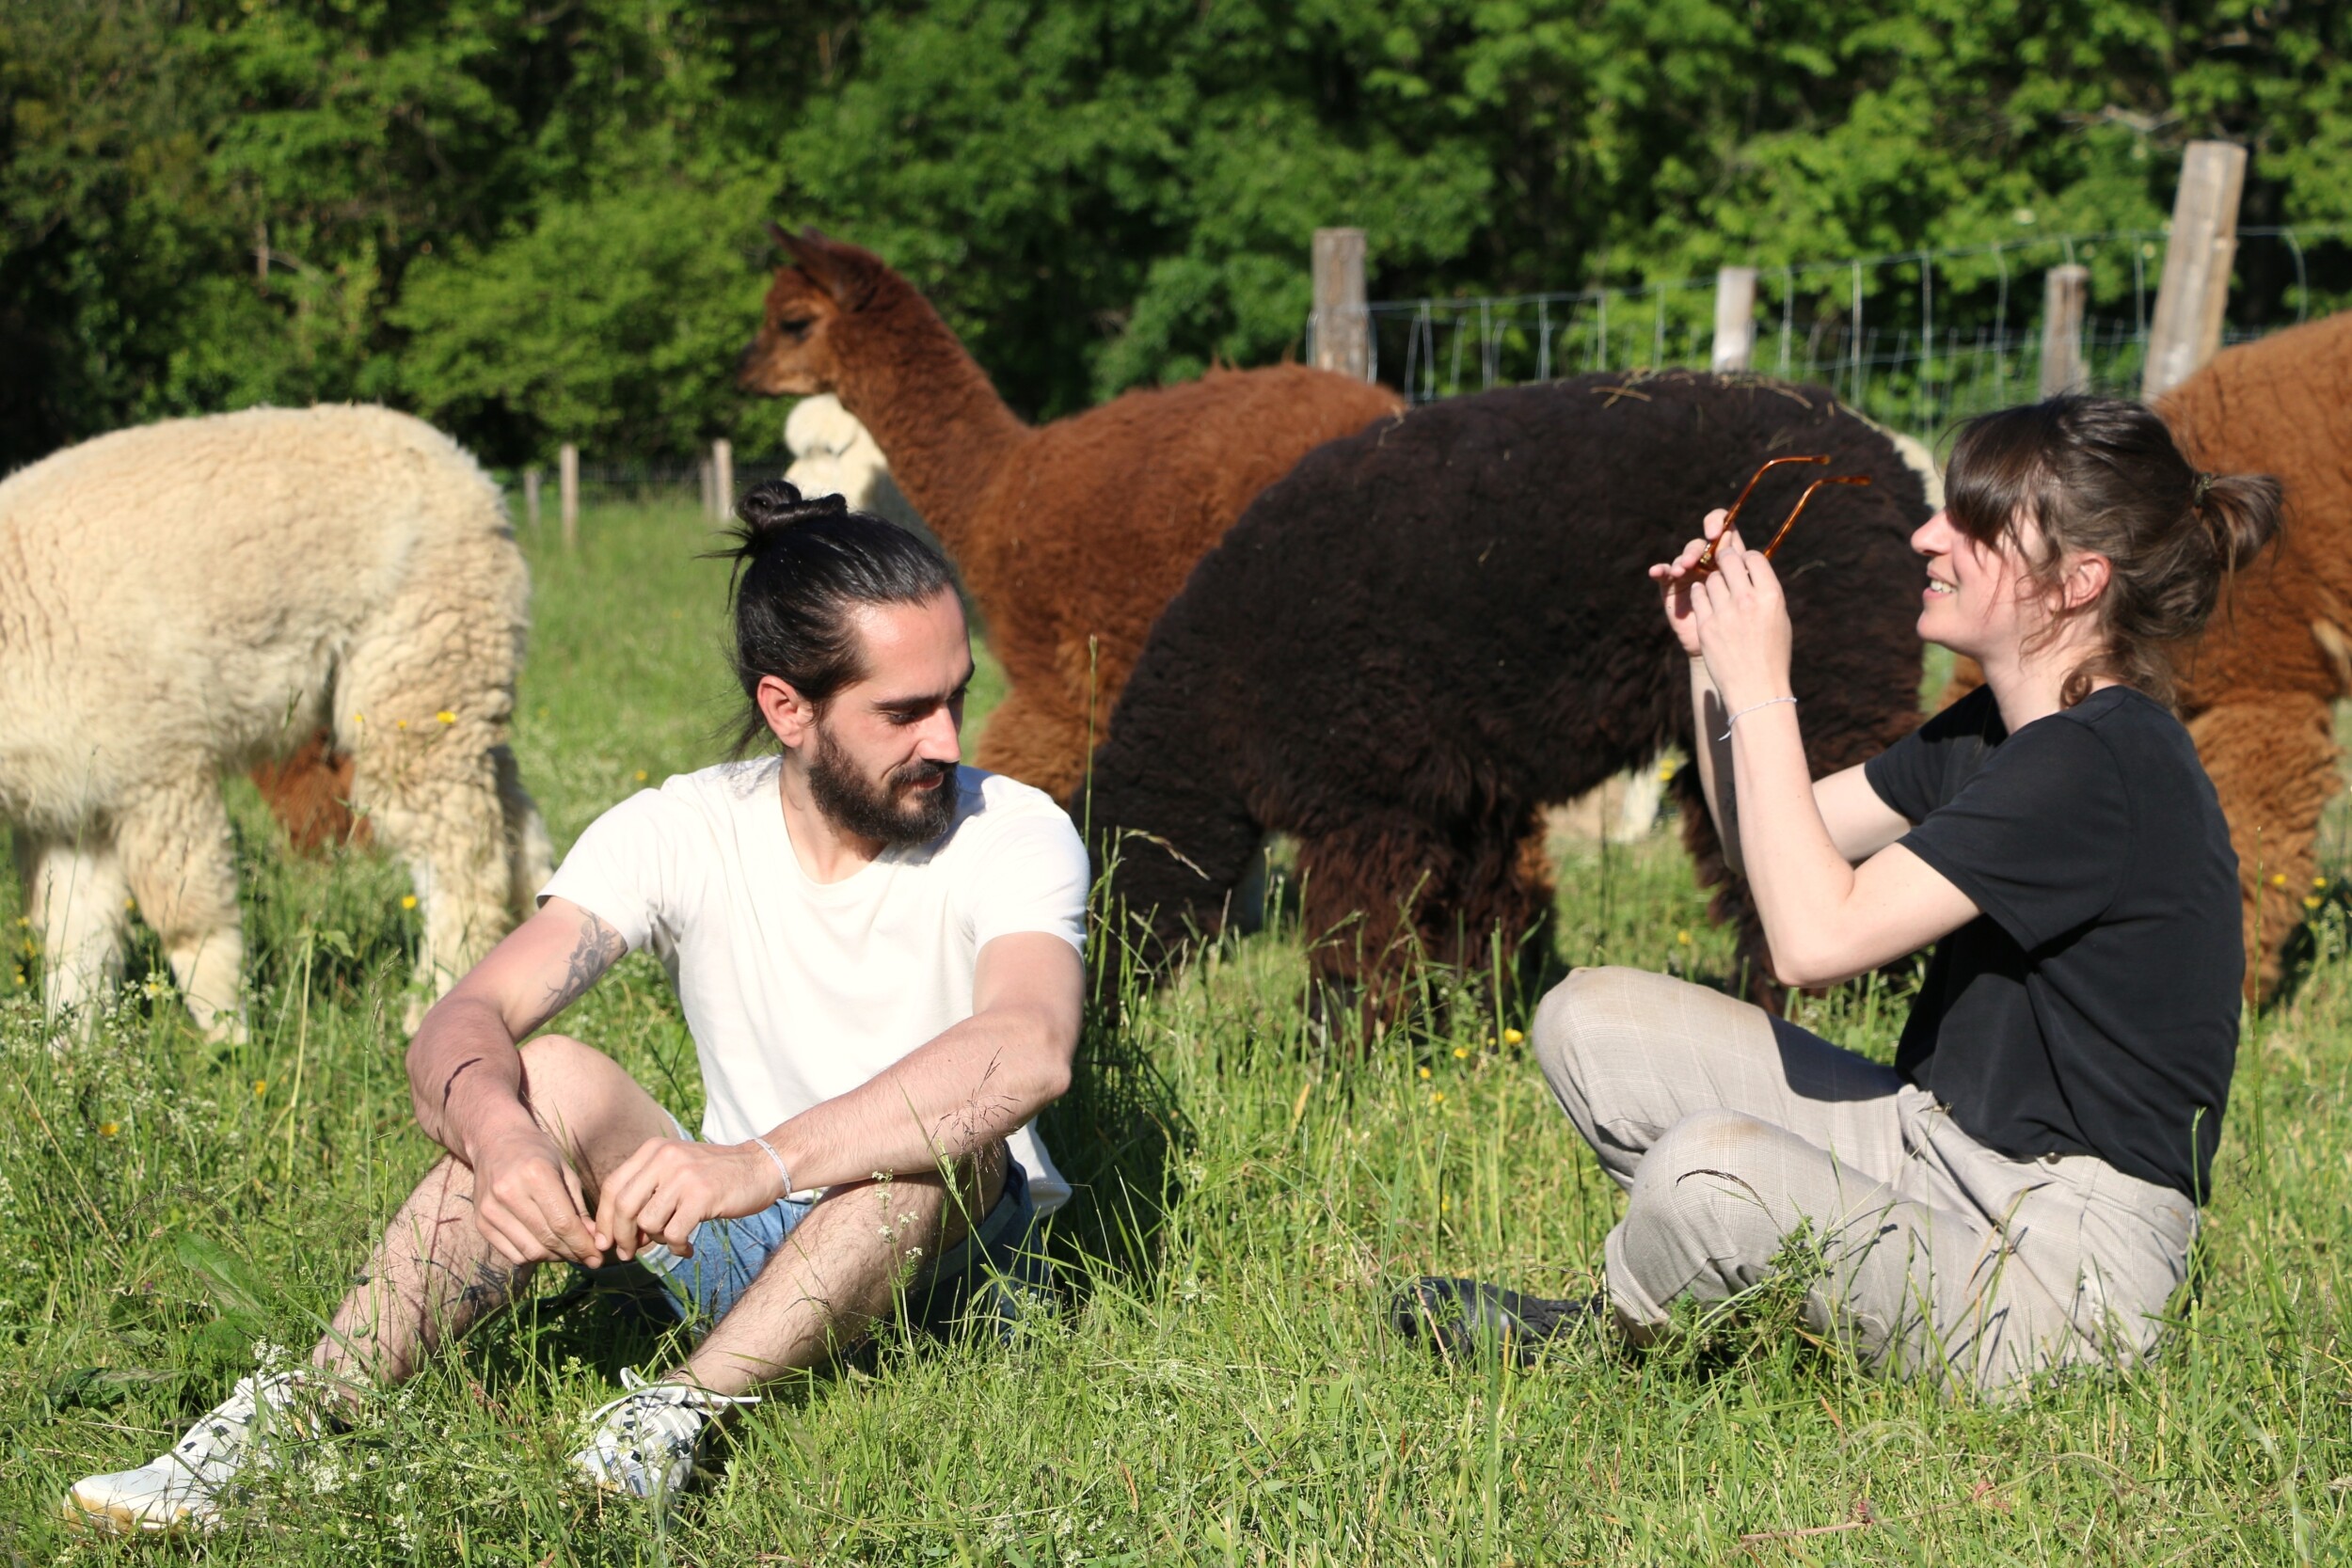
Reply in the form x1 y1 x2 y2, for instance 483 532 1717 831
1864 685 2240 1199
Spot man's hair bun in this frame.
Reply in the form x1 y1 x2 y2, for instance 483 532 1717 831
735 479 849 535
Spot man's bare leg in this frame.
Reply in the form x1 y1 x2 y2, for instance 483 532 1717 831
311 1035 676 1392
679 1142 1008 1397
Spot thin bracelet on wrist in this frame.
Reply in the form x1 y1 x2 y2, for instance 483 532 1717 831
747 1133 793 1200
1718 694 1799 741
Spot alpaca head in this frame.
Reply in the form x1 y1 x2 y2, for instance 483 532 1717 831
737 225 891 397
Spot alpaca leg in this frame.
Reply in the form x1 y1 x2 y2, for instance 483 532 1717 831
973 684 1094 802
1293 814 1500 1027
16 832 132 1027
492 744 555 923
113 780 248 1040
2185 692 2343 1001
355 737 510 1033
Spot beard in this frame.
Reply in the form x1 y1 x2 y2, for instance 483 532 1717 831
805 721 960 848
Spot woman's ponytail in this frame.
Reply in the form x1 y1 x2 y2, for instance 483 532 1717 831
2194 470 2284 575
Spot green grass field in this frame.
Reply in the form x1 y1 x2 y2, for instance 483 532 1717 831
3 500 2347 1564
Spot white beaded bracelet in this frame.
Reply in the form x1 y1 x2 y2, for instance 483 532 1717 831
747 1133 793 1199
1719 694 1799 741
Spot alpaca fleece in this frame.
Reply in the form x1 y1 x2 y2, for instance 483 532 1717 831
1084 372 1933 1011
738 230 1405 800
2157 311 2352 997
783 393 925 533
1 405 553 1037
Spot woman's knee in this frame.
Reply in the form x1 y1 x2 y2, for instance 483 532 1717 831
1531 966 1650 1097
1627 1109 1786 1239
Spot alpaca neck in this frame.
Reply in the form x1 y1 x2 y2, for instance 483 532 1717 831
827 292 1030 553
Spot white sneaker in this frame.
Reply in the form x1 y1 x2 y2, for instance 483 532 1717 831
61 1369 314 1535
567 1369 759 1500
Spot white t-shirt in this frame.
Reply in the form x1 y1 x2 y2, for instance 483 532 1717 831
540 759 1088 1213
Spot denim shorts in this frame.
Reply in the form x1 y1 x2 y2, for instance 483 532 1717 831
632 1131 1051 1338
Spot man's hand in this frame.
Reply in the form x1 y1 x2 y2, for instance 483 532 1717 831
470 1121 608 1269
594 1137 786 1261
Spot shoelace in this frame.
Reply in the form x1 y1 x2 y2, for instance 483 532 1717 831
166 1370 311 1486
580 1369 761 1450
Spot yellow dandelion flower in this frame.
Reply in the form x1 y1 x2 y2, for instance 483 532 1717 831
353 712 366 725
99 1121 119 1138
395 718 407 731
2314 877 2329 890
436 710 456 725
1431 1092 1447 1105
2273 872 2290 887
1453 1046 1470 1059
1676 929 1692 945
14 916 27 927
252 1080 268 1096
1658 758 1677 781
124 897 136 911
401 895 419 911
1502 1027 1524 1046
1417 1066 1432 1080
634 769 649 783
2304 895 2323 910
11 970 24 987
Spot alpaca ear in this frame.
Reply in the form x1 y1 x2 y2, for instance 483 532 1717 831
782 228 881 310
766 219 791 251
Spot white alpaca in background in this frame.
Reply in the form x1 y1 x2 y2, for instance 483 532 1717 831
782 393 927 532
0 404 552 1039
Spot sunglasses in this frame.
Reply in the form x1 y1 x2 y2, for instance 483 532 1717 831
1689 455 1873 578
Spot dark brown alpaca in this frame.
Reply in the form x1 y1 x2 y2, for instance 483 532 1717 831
736 227 1405 800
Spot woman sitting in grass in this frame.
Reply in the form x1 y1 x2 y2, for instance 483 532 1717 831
1396 396 2280 1394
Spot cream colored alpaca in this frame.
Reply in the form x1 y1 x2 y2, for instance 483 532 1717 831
0 404 552 1039
782 393 925 532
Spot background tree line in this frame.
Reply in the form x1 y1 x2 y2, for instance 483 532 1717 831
4 0 2347 472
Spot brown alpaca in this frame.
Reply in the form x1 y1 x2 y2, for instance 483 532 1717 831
735 227 1405 800
251 736 370 851
2157 312 2352 999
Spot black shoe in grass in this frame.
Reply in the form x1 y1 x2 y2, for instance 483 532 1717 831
1390 1277 1606 1366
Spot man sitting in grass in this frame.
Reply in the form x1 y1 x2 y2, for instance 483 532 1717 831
66 481 1089 1531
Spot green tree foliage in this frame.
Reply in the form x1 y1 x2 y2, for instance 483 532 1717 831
4 0 2349 466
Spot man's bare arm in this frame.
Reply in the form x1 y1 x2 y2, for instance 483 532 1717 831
405 896 627 1266
772 930 1081 1187
591 931 1081 1259
406 897 624 1152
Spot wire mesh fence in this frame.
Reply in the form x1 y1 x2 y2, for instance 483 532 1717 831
1363 227 2352 440
497 459 796 529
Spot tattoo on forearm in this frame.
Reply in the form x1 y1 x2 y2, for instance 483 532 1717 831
543 913 625 1015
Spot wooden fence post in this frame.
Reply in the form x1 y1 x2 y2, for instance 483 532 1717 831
713 438 734 521
2039 265 2090 398
1710 267 1758 372
2142 141 2248 399
523 467 542 533
1311 228 1370 382
559 443 580 551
